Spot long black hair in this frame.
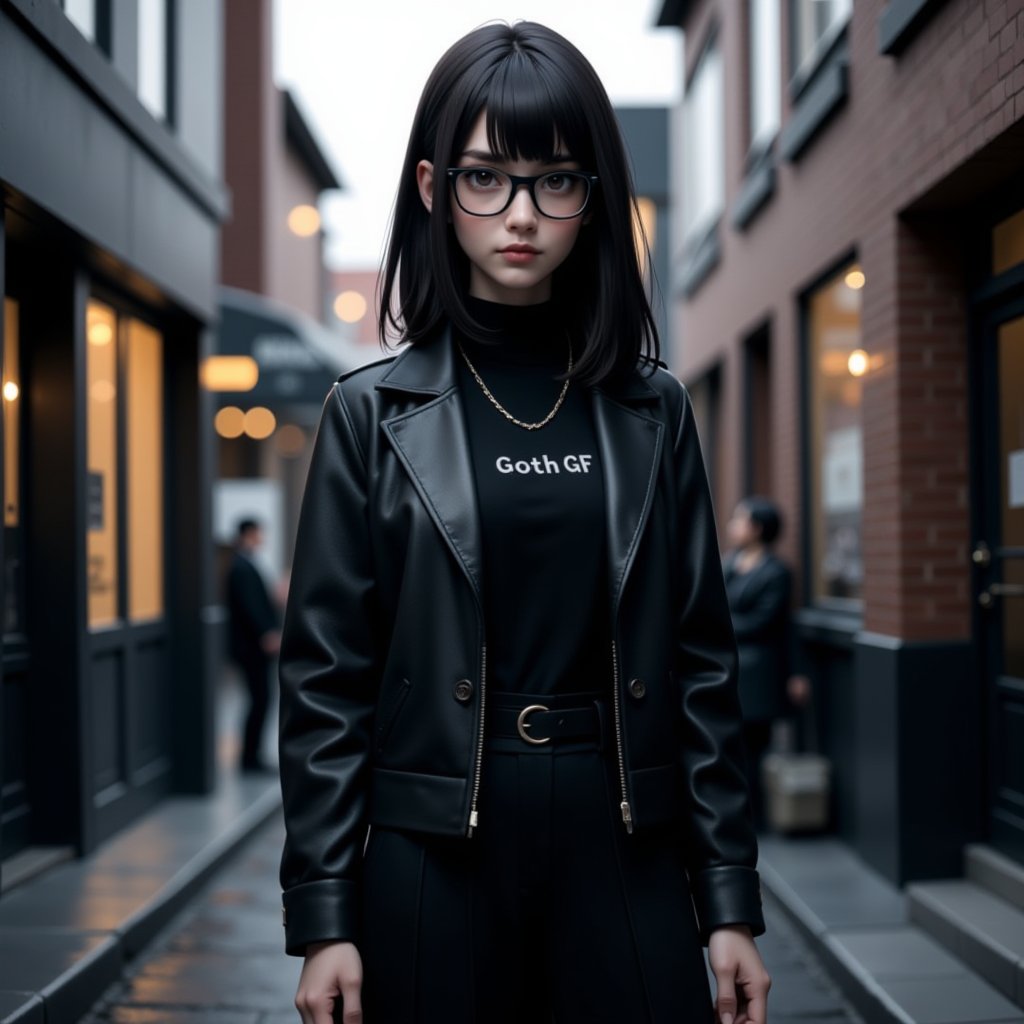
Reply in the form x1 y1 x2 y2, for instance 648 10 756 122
377 21 659 386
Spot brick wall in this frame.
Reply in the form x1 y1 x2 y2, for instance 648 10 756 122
673 0 1022 639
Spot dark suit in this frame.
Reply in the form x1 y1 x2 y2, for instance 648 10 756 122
723 551 792 828
227 549 279 769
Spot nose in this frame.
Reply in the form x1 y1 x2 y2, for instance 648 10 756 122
504 184 538 229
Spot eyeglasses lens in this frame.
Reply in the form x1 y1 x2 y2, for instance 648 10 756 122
454 171 589 218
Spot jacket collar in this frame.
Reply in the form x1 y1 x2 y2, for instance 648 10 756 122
379 322 667 619
376 324 661 404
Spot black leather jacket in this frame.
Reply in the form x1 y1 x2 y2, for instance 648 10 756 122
278 327 764 956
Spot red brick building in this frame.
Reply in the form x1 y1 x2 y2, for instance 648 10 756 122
656 0 1024 883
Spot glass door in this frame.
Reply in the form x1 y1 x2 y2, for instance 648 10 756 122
977 306 1024 863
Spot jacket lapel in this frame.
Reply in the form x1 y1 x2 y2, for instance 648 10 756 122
379 331 484 602
377 327 666 616
591 381 664 621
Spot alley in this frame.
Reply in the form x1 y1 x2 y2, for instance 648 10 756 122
78 813 862 1024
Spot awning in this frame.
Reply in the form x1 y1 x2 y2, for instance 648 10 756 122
214 285 374 406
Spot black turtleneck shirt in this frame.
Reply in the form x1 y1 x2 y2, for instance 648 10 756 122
454 296 611 696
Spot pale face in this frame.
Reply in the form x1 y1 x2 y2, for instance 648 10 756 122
416 110 589 305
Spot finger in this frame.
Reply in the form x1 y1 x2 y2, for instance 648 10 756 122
306 992 336 1024
714 969 737 1024
743 990 767 1024
340 978 363 1024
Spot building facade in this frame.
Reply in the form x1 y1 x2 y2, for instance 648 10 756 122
0 0 226 877
657 0 1024 882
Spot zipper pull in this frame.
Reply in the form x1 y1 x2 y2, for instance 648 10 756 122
620 800 633 834
468 808 479 836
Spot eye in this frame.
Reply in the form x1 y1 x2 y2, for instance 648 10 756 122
464 168 504 190
540 173 575 193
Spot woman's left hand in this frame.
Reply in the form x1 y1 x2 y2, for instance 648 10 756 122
708 924 771 1024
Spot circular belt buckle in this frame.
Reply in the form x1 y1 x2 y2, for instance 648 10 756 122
516 704 550 745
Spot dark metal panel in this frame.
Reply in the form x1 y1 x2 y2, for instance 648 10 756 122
615 108 669 201
167 322 216 794
0 0 228 221
128 148 219 354
0 9 221 321
20 250 88 851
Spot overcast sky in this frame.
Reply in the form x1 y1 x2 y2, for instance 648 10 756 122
272 1 682 269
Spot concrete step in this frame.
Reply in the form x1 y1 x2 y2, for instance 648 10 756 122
759 835 1024 1024
967 844 1024 913
908 877 1024 1009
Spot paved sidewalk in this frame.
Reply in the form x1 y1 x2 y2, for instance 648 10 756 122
77 813 863 1023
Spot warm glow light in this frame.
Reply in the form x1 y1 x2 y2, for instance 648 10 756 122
244 406 276 439
334 290 368 323
274 423 307 456
215 406 245 438
3 381 19 402
288 204 321 237
633 196 657 273
201 355 259 391
88 321 114 346
89 380 116 402
848 349 869 377
844 268 866 290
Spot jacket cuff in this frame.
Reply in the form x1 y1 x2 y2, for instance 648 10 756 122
282 878 360 957
690 865 766 944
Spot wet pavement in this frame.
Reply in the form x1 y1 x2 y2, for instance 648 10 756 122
77 813 863 1023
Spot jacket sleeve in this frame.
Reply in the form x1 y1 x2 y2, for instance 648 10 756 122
729 563 791 642
278 383 379 956
671 384 766 943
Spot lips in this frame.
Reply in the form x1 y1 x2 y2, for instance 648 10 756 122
500 244 539 254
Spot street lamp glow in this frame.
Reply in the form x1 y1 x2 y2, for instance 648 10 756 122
845 268 866 290
288 204 321 237
848 349 869 377
215 406 245 438
335 290 368 323
3 381 19 402
201 355 259 391
244 406 276 439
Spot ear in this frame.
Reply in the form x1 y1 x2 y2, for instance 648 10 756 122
416 160 435 213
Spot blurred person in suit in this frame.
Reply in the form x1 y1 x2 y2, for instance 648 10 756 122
724 496 792 831
227 517 282 773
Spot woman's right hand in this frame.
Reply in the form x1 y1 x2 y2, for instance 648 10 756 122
295 940 363 1023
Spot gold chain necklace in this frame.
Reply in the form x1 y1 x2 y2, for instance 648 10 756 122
457 339 573 431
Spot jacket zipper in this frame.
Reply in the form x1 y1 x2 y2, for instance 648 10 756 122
467 642 487 837
611 638 634 833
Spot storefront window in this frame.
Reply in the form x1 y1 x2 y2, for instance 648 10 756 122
993 208 1024 275
807 262 864 606
791 0 852 76
683 40 724 245
87 300 120 628
3 298 25 635
127 318 164 620
749 0 781 151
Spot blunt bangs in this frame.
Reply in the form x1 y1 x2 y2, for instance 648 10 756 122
474 51 593 167
379 21 660 386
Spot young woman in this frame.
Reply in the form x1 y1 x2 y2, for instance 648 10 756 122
279 21 771 1024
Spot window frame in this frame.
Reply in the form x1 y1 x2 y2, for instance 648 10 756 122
799 252 866 617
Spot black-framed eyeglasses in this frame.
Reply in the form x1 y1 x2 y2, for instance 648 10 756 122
446 167 599 220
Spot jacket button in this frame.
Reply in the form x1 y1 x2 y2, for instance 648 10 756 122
453 679 474 704
628 678 646 700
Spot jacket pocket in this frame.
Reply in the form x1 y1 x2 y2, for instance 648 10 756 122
375 677 412 753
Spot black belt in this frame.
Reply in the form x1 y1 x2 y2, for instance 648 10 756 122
488 694 605 746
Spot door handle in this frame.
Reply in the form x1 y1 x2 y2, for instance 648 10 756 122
978 583 1024 607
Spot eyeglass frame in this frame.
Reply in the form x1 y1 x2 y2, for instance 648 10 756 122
445 167 599 220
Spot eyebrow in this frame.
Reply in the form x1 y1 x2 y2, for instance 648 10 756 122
459 149 575 164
